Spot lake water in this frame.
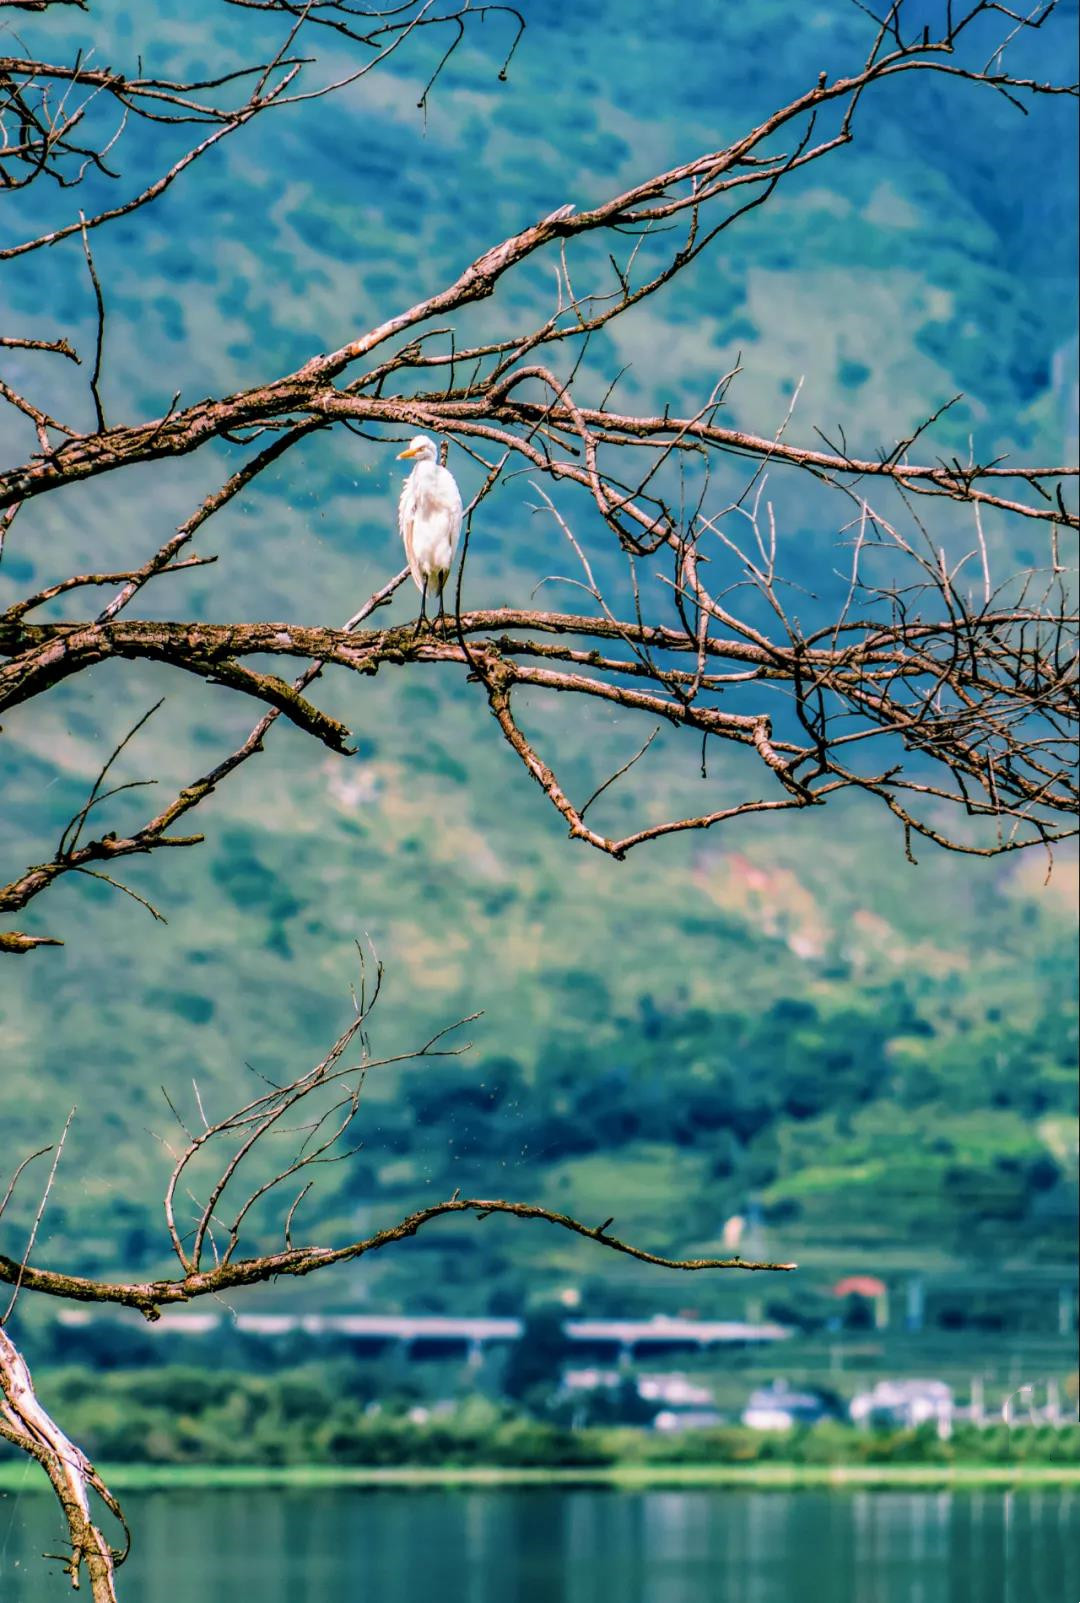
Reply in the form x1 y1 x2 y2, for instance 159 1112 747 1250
1 1487 1077 1602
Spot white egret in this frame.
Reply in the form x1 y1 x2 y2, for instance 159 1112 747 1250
396 435 463 632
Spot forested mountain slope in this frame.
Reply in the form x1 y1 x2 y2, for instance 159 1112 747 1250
1 0 1076 1313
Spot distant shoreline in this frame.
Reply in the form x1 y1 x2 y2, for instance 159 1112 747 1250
2 1462 1078 1493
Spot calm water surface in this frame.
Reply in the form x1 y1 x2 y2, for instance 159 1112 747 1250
1 1487 1077 1602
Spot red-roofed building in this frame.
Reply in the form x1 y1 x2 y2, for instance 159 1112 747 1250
832 1275 889 1330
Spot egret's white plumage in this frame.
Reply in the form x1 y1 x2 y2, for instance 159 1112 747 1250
396 434 462 625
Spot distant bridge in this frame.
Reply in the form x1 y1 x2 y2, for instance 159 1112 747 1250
59 1308 791 1362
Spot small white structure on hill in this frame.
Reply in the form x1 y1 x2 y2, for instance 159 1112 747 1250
644 1374 724 1432
850 1378 953 1438
742 1380 830 1430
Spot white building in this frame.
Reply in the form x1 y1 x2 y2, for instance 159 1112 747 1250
742 1380 830 1430
653 1408 726 1433
638 1374 716 1409
850 1378 953 1438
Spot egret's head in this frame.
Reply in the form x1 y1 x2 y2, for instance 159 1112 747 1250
397 434 438 463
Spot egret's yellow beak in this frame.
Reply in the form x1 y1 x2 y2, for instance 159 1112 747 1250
397 446 419 459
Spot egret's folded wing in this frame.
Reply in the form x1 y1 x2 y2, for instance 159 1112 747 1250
441 469 464 560
398 480 425 592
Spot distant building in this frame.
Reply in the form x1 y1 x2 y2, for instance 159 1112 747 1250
562 1368 721 1430
742 1380 830 1430
721 1214 745 1249
831 1275 889 1330
637 1373 716 1410
561 1367 621 1394
641 1373 724 1432
653 1408 726 1433
563 1314 790 1363
850 1378 953 1438
75 1307 790 1364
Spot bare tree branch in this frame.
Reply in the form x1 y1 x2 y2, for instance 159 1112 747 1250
0 1328 126 1603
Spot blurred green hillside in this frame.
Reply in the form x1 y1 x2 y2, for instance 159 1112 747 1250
0 1 1076 1321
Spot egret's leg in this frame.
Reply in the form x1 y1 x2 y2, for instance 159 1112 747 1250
435 577 447 628
413 580 429 639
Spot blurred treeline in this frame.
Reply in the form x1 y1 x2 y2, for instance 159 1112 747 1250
3 1365 1076 1469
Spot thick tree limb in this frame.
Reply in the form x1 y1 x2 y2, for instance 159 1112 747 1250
0 1330 125 1601
1 603 1072 891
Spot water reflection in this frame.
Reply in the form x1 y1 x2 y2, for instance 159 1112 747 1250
1 1487 1077 1602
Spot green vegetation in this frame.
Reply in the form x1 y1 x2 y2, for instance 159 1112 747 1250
3 1462 1078 1493
0 0 1076 1323
1 1367 1076 1478
2 835 1074 1314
